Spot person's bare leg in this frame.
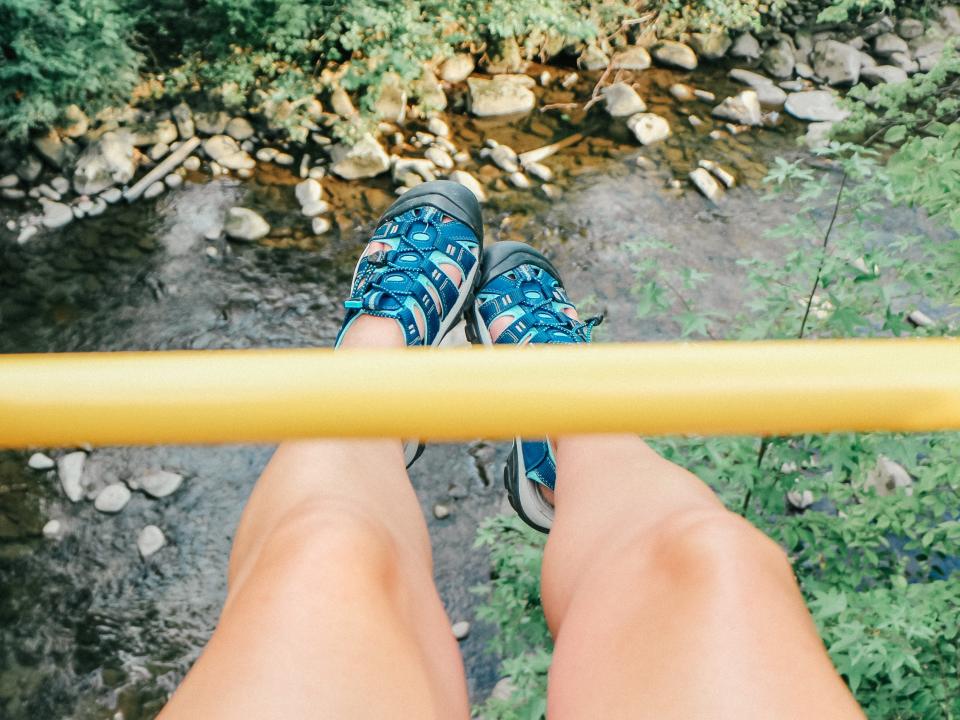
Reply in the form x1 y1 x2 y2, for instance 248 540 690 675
160 317 469 720
540 435 863 719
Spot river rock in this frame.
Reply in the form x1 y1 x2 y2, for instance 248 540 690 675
425 146 454 170
611 46 652 70
172 103 195 139
523 161 553 182
149 142 169 161
689 31 731 60
73 131 136 195
689 168 723 203
224 207 270 241
787 489 815 510
57 452 86 502
897 18 925 40
889 51 919 74
427 116 450 138
652 41 698 70
0 174 18 188
451 621 471 640
812 40 861 85
874 33 909 57
865 456 913 496
467 75 536 117
712 90 762 126
940 5 960 33
579 44 609 71
602 82 647 117
94 483 131 513
329 133 390 179
136 470 184 498
412 69 447 112
226 117 255 141
908 309 935 328
164 173 183 189
669 83 696 102
143 181 165 199
33 130 68 167
508 171 530 189
202 135 255 170
762 39 796 78
860 65 909 85
40 199 73 228
627 113 671 145
131 118 178 147
449 170 486 202
194 111 229 135
300 200 330 217
490 144 519 172
28 452 55 470
60 104 89 138
439 54 475 83
295 179 323 206
393 157 436 184
728 69 787 106
699 159 735 188
433 503 450 519
101 187 122 204
863 16 895 39
50 176 70 195
312 216 332 235
42 519 63 539
784 91 849 122
2 188 25 200
374 77 408 123
730 32 761 60
37 183 61 201
16 154 42 183
138 525 166 558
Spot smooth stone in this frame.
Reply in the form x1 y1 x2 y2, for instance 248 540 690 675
859 51 878 68
523 161 553 182
226 117 255 141
779 80 806 92
149 142 170 161
611 46 652 70
411 69 447 111
787 489 816 510
373 78 407 123
256 147 278 163
897 18 925 40
602 82 647 117
330 133 390 179
889 51 920 74
172 102 195 139
433 503 451 519
812 40 861 85
439 54 475 83
42 519 63 539
100 187 122 204
16 224 37 244
308 166 326 179
131 118 178 147
669 83 696 102
914 40 945 72
689 31 731 60
626 113 671 145
300 200 331 217
143 181 165 199
224 207 271 241
712 90 763 126
427 116 450 138
860 65 909 84
28 452 55 470
40 199 73 228
136 470 184 498
863 16 895 39
939 5 960 33
50 176 70 194
37 183 61 201
311 216 332 235
392 157 436 183
194 111 229 135
908 309 935 328
762 39 796 78
689 168 723 203
796 62 815 78
728 69 787 106
295 178 323 206
730 32 761 60
508 171 530 189
57 451 86 502
578 43 609 71
694 89 716 102
425 146 454 170
467 75 536 117
874 33 909 56
699 159 735 188
490 144 519 172
138 525 166 558
451 621 471 640
784 91 850 122
164 173 183 189
449 170 486 202
94 483 132 513
202 135 255 170
274 152 295 166
73 131 136 195
652 41 698 70
540 183 562 200
87 197 107 216
0 174 18 188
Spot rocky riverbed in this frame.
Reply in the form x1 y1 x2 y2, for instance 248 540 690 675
1 8 958 719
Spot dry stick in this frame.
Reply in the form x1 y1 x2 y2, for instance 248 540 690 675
517 133 586 165
124 136 201 202
742 171 849 514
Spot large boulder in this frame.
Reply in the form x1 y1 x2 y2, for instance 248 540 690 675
329 133 390 179
73 131 137 195
784 91 850 122
712 90 763 126
224 207 270 242
651 41 698 70
812 40 861 85
601 82 647 117
467 75 536 117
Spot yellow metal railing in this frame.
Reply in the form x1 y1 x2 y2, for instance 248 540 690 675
1 339 958 448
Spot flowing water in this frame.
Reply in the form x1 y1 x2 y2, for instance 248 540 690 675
0 62 919 718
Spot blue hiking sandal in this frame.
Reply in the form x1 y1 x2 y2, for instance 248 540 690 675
336 180 484 467
464 241 602 532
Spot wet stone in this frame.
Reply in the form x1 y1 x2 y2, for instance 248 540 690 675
27 453 55 470
137 525 166 558
451 621 471 640
135 470 184 498
94 483 132 513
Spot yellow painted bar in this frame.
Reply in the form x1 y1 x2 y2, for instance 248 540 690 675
1 339 959 448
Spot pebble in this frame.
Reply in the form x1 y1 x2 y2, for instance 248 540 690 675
299 153 311 178
523 161 553 182
0 173 19 188
17 225 39 244
295 178 323 206
865 456 913 496
28 452 55 470
101 187 122 204
453 151 470 165
907 309 935 328
689 168 724 203
40 200 74 229
87 197 107 217
627 113 672 145
138 525 166 558
652 40 698 70
427 117 450 138
137 470 184 498
540 184 562 200
635 156 656 171
699 159 736 188
670 83 696 102
508 172 531 189
256 147 279 163
311 216 332 235
451 621 471 640
2 188 26 200
42 519 64 539
693 89 716 102
274 152 295 166
602 82 647 117
490 144 520 173
301 200 331 217
787 489 815 510
784 91 850 122
224 207 270 241
38 184 62 201
94 483 132 513
50 176 70 195
164 173 183 189
308 166 326 180
688 115 704 127
226 117 255 141
57 451 86 502
425 146 454 170
539 70 552 86
143 181 165 199
712 90 763 126
149 142 170 161
433 503 451 519
561 72 579 89
449 170 487 202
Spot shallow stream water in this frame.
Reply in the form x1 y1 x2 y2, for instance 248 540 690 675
0 61 924 718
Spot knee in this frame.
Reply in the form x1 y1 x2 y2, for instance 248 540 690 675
648 508 793 588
